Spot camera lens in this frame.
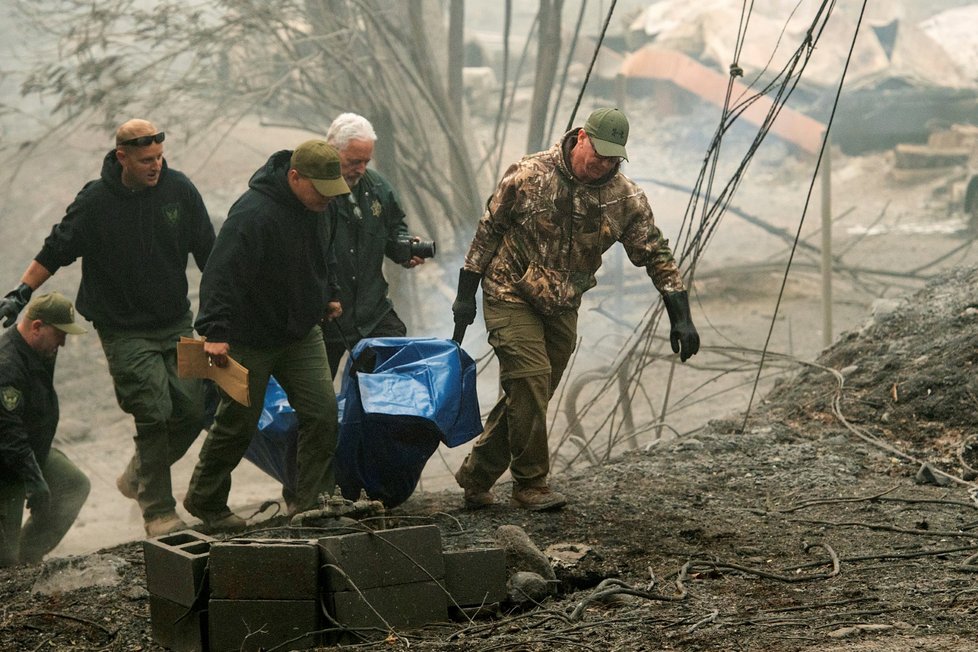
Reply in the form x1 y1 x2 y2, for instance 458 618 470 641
410 240 436 259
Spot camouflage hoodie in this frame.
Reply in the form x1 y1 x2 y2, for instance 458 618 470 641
463 128 685 315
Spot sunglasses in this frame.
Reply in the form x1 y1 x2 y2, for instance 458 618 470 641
118 132 166 147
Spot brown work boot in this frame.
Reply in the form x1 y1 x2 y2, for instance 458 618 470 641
183 496 248 532
511 485 567 512
116 473 138 500
144 512 189 537
463 487 496 510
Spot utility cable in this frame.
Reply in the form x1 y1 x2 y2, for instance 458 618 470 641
563 1 845 447
741 0 867 431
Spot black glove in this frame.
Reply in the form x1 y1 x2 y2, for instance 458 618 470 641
0 283 33 328
662 290 700 362
26 481 51 515
451 268 482 342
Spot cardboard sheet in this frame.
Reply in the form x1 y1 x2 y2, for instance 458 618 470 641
176 337 250 406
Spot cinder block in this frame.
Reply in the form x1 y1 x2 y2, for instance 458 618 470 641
318 525 444 591
208 599 320 652
149 593 207 652
442 548 507 607
328 580 448 631
143 530 215 607
209 539 319 600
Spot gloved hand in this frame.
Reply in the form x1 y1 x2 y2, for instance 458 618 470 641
662 290 700 362
0 283 33 328
26 481 51 515
452 268 482 343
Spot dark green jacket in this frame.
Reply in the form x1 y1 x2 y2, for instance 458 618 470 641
35 151 215 330
196 150 340 347
321 169 410 342
0 328 57 489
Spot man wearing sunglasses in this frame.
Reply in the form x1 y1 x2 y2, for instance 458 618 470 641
0 119 216 537
451 108 700 512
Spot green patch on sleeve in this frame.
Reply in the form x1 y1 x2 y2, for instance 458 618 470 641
1 385 23 412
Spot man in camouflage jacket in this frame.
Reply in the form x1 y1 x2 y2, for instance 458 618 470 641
451 107 700 511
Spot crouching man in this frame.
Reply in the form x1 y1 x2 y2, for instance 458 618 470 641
0 293 90 566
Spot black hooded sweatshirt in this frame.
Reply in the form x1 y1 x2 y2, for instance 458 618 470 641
195 150 340 347
34 151 215 330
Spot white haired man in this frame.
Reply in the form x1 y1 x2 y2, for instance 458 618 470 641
320 112 427 378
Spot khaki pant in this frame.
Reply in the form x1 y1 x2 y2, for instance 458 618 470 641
0 449 90 567
186 326 338 515
456 298 577 491
98 313 204 520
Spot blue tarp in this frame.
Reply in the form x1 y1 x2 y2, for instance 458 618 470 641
242 337 482 508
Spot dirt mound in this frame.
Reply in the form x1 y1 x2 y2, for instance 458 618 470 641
767 266 978 480
2 271 977 652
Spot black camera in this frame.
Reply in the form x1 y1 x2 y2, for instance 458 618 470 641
392 237 436 262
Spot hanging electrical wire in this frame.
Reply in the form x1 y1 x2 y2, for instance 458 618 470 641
560 0 867 457
741 0 868 431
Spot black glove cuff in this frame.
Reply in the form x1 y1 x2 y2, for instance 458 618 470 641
455 268 482 300
663 290 690 324
6 283 33 304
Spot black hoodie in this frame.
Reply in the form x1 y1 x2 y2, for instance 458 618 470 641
34 151 215 330
195 150 340 347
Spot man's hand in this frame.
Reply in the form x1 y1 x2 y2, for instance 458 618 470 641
0 283 33 328
400 237 426 268
662 290 700 362
203 340 230 368
26 481 51 515
323 301 343 321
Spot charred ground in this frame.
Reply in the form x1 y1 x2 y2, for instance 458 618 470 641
2 269 978 651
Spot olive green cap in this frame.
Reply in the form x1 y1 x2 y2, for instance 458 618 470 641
290 140 350 197
584 107 629 160
25 292 87 334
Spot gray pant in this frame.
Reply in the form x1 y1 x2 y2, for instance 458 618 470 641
98 312 205 520
186 326 338 515
0 449 90 567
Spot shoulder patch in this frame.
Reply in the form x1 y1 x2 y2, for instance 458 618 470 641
1 385 22 412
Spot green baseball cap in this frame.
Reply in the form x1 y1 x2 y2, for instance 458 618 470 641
25 292 87 334
290 140 351 197
584 107 629 161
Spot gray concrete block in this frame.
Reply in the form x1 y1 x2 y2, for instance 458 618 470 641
209 538 319 600
318 525 444 591
149 593 207 652
442 548 507 607
328 580 448 631
143 530 215 607
208 599 321 652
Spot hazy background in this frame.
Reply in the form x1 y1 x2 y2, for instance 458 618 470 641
0 0 976 556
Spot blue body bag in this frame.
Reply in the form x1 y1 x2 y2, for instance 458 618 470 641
243 337 482 508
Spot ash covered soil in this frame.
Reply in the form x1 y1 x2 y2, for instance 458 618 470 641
3 269 978 651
